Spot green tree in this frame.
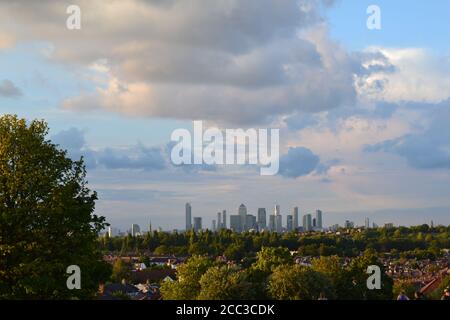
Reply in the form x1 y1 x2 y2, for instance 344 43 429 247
346 250 393 300
0 115 110 299
268 264 334 300
111 259 131 283
252 247 292 273
160 255 213 300
198 266 252 300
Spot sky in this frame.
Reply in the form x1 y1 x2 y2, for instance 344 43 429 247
1 0 450 230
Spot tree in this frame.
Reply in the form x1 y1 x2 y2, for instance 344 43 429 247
198 266 253 300
311 255 354 299
160 255 213 300
0 115 110 299
111 259 131 283
268 264 334 300
346 250 393 300
252 247 292 273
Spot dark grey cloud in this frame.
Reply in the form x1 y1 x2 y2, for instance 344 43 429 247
51 127 167 171
0 79 22 98
278 147 321 178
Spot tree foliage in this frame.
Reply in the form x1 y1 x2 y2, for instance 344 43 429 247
0 115 110 299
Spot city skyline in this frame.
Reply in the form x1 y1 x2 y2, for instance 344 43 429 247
106 202 446 235
1 1 450 231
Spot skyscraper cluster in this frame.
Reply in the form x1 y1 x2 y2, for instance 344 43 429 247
185 203 324 233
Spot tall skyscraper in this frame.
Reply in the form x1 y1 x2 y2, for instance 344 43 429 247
193 217 202 232
230 215 241 232
131 224 141 237
303 214 312 232
274 204 282 233
269 214 276 232
257 208 267 231
365 217 370 229
293 207 299 230
276 214 282 233
212 219 216 232
217 212 222 230
274 204 280 216
246 214 257 230
222 210 227 229
287 215 293 231
238 204 247 231
185 203 192 231
315 210 323 230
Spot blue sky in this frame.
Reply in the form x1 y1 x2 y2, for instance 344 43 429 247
327 0 450 51
1 0 449 230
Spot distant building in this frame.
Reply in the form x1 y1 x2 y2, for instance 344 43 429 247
303 214 312 232
212 219 216 232
131 224 141 237
384 223 394 229
257 208 267 231
315 210 323 230
108 226 119 237
276 214 282 233
246 214 257 230
330 224 340 231
217 212 221 230
269 214 276 232
293 207 299 230
239 204 247 231
230 215 241 232
365 217 370 229
222 210 227 229
193 217 202 232
344 220 354 229
312 218 316 228
185 203 192 231
286 215 293 231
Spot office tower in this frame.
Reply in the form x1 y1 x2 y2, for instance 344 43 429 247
222 210 227 229
108 226 119 237
212 220 216 232
384 223 394 229
303 214 312 232
287 215 293 231
257 208 267 231
269 214 276 232
293 207 299 230
372 222 378 228
246 214 257 230
230 215 241 232
148 220 152 233
344 220 354 229
217 212 222 230
312 218 316 228
238 204 247 231
365 217 370 229
131 224 141 237
185 203 192 231
276 214 282 233
315 210 323 230
274 204 280 216
273 204 282 233
193 217 202 232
